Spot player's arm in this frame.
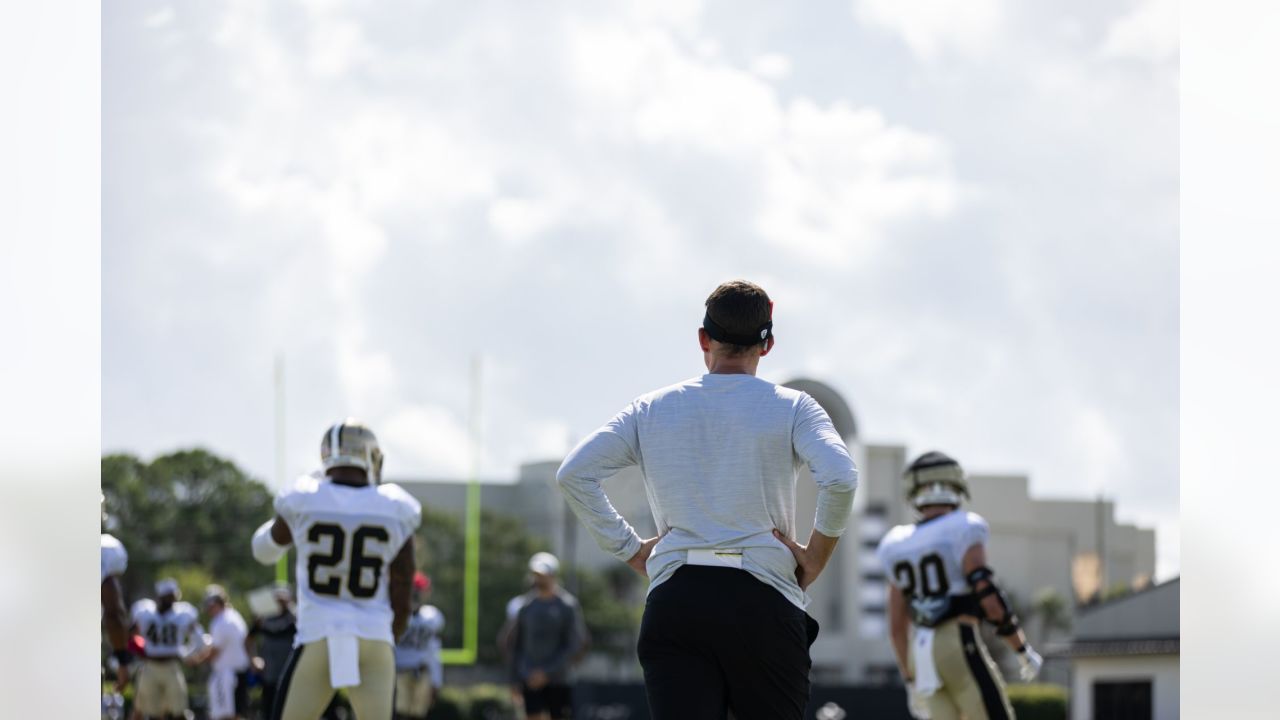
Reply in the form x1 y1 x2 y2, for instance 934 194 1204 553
498 603 521 666
252 515 293 564
102 576 130 652
886 584 912 683
102 575 134 689
556 404 648 570
389 540 415 639
962 543 1042 680
779 395 859 589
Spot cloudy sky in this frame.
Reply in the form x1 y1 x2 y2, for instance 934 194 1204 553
103 0 1178 578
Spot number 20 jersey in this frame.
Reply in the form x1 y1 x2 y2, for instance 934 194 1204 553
875 510 990 603
275 473 422 646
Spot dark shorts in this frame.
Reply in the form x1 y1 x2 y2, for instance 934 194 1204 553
522 683 572 718
637 565 819 720
235 671 250 715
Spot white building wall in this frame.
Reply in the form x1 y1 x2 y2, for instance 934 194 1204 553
1070 655 1179 720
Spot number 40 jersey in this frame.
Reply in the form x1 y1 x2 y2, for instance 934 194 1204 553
875 510 990 623
276 473 423 646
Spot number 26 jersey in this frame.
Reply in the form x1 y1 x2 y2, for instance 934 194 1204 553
276 474 422 646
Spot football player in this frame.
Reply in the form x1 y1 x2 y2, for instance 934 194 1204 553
393 571 445 720
876 451 1043 720
102 514 132 691
131 579 205 720
250 419 422 720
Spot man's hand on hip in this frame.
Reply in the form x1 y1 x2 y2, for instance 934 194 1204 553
773 528 839 591
626 534 664 577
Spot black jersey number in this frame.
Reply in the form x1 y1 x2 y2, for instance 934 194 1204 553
892 553 950 597
145 622 178 646
306 523 391 599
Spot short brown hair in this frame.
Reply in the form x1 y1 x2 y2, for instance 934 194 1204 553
704 280 772 354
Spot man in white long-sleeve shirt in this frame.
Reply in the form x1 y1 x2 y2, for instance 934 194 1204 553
556 279 859 720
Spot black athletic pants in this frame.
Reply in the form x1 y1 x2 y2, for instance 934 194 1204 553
637 565 819 720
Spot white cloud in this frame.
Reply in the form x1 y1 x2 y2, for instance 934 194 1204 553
1101 0 1179 63
144 6 174 29
853 0 1004 61
103 0 1177 573
488 195 560 246
751 52 792 81
758 100 956 265
379 404 472 478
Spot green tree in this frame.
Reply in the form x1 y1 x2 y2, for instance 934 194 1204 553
415 506 639 667
104 448 639 673
102 449 276 601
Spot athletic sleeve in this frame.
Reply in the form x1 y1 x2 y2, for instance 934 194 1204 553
273 484 302 526
555 402 645 562
959 512 990 559
394 486 423 539
792 394 859 537
131 599 154 625
101 536 128 580
875 534 894 581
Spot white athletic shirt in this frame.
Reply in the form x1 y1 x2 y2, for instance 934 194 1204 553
131 600 203 659
394 605 445 684
275 474 422 645
209 606 251 673
876 510 990 602
101 534 128 582
557 374 859 609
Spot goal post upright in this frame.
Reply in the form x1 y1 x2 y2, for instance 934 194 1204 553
443 353 482 665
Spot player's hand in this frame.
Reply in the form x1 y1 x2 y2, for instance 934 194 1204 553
625 534 664 578
905 685 931 719
1017 645 1043 682
527 669 549 690
772 529 827 590
252 656 266 672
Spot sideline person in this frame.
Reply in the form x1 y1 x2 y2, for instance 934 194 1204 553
557 280 859 720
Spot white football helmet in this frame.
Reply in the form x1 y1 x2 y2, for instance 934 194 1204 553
321 419 384 484
904 451 970 510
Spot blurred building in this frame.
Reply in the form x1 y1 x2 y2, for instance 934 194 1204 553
1049 578 1179 720
396 378 1158 683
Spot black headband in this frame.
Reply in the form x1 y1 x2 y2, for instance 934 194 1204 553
703 312 773 347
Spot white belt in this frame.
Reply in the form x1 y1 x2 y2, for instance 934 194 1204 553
328 634 361 688
911 627 941 696
686 548 744 569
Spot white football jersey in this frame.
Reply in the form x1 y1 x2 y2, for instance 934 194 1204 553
275 473 422 645
131 599 203 659
395 605 445 683
876 510 990 602
101 534 128 582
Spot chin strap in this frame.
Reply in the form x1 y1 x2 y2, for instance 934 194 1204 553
966 566 1021 636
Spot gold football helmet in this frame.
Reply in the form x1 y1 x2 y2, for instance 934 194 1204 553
320 418 384 484
904 450 970 509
